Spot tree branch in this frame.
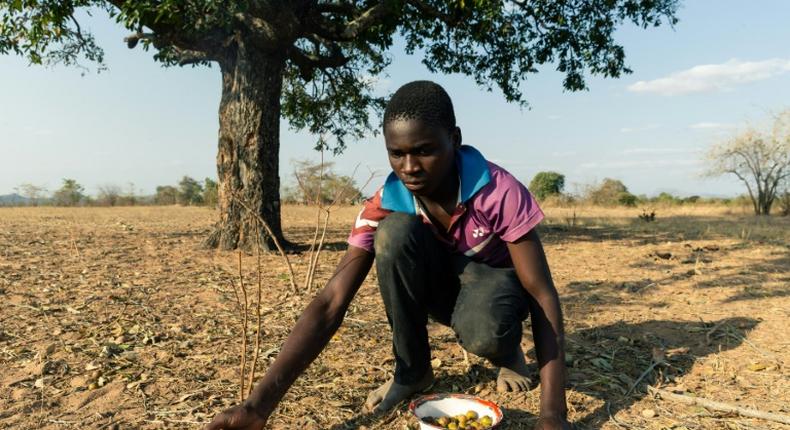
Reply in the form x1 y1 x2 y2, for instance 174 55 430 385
306 0 397 42
288 43 349 79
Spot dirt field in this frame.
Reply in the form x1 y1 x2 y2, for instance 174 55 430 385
1 204 788 429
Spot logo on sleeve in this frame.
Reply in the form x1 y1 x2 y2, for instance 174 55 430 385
472 227 488 238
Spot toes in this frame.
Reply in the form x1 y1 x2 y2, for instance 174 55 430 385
364 391 383 412
496 377 509 392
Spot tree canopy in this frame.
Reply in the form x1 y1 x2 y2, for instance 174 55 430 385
529 171 565 200
706 110 790 215
2 0 679 151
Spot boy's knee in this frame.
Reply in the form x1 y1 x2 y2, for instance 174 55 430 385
453 313 521 361
374 213 423 258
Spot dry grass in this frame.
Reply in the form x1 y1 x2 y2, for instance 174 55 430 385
0 205 788 429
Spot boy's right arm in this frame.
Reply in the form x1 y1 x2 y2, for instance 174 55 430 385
205 246 374 430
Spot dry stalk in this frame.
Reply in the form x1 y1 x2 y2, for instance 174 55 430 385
247 223 264 396
303 164 378 291
237 251 249 402
648 386 790 425
229 191 298 292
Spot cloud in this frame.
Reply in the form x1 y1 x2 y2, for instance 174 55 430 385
688 122 736 130
620 124 660 133
551 150 577 157
622 147 701 155
580 158 701 169
627 58 790 95
546 115 562 120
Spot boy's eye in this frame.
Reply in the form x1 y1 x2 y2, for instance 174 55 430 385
389 151 403 158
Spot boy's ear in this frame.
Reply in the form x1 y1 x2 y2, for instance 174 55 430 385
451 126 462 149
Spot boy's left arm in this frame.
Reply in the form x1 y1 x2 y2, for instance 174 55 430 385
507 229 571 430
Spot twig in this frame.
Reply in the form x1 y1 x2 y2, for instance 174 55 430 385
307 209 331 292
648 386 790 425
237 251 248 402
247 223 264 396
229 191 298 292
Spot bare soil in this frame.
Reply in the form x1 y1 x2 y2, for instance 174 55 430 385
1 205 788 429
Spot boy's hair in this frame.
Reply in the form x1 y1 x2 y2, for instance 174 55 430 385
383 80 456 131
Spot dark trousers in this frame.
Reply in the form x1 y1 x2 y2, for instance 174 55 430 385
374 212 530 385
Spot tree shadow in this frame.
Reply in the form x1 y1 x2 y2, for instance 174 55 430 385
563 317 759 429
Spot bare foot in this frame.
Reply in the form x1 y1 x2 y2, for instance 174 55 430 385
497 350 532 392
364 370 434 413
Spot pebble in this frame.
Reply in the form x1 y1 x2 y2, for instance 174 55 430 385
641 409 656 418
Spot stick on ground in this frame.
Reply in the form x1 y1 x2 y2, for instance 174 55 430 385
648 386 790 425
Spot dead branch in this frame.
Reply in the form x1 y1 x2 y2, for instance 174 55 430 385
229 191 298 292
648 386 790 425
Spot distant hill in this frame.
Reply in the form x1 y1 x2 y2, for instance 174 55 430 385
0 193 30 205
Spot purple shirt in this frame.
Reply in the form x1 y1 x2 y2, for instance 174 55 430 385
348 146 544 267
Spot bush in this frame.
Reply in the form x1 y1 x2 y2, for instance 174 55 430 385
588 178 637 206
529 171 565 201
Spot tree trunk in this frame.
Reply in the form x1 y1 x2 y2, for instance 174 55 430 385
203 43 287 251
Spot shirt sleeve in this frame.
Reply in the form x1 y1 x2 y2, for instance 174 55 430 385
347 189 390 253
490 173 545 243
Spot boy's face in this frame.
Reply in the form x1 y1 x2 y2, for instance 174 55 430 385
384 118 461 198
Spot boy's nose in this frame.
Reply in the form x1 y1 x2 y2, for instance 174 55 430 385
402 155 422 174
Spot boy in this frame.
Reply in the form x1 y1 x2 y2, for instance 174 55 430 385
206 81 571 430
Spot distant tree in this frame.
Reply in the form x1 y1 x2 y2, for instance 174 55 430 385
529 171 565 201
120 182 138 206
155 185 178 205
97 184 122 206
778 189 790 216
0 0 679 250
655 192 679 205
177 176 204 206
203 178 219 208
588 178 637 206
706 110 790 215
284 159 362 205
14 183 48 206
53 178 85 206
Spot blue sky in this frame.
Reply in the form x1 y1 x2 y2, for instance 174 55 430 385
2 1 789 198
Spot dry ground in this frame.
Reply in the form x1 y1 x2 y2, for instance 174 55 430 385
1 204 788 430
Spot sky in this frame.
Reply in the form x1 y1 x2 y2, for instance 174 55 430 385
2 1 790 198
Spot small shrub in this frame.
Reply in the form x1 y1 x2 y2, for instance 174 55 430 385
638 208 656 222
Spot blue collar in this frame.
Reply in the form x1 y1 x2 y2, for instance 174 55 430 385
380 145 491 213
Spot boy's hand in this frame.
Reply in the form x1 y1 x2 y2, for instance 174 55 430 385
533 415 573 430
204 402 268 430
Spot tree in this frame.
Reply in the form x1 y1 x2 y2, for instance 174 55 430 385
1 0 679 250
53 178 85 206
97 184 122 206
177 176 204 206
155 185 178 205
203 178 219 208
14 183 48 206
283 159 362 205
588 178 637 206
706 110 790 215
529 171 565 201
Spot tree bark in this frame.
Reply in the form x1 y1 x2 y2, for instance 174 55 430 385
203 42 287 251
